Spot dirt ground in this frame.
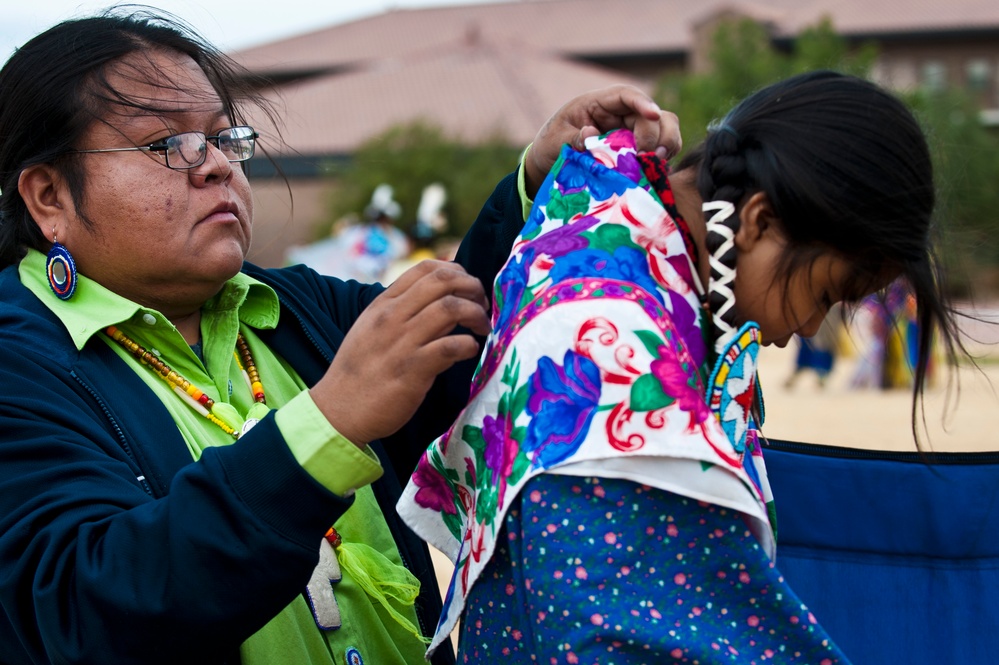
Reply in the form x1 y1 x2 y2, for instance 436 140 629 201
758 309 999 453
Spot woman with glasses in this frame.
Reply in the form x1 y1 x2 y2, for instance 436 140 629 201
0 8 679 665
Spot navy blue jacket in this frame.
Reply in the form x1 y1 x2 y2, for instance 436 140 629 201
0 173 522 664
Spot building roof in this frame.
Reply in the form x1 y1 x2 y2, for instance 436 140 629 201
235 0 999 157
778 0 999 36
246 33 648 156
234 0 999 76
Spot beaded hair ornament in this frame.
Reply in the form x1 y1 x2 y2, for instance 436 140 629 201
703 199 739 354
701 123 765 435
701 123 745 356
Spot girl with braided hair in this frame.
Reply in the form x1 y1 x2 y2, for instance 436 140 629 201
400 70 962 664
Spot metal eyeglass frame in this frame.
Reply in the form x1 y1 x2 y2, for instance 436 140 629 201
71 126 259 170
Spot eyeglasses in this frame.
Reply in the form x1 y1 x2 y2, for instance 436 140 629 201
72 126 259 170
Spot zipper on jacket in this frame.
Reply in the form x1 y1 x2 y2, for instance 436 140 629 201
283 289 437 643
396 545 433 641
71 370 155 496
282 302 334 364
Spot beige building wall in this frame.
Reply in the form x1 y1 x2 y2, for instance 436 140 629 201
871 38 999 110
246 178 341 269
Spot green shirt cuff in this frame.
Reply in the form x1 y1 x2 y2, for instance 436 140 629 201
518 143 534 221
275 391 383 497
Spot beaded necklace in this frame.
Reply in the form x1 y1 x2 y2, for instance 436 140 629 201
104 325 266 439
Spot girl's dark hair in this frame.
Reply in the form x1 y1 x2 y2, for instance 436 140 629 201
0 7 269 269
677 70 963 442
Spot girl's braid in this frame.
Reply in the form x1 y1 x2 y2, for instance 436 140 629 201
699 126 753 354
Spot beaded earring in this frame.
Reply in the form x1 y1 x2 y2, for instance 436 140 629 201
46 231 78 300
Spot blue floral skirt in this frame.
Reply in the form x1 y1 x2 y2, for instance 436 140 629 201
459 474 851 664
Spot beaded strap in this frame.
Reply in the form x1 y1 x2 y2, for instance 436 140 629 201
234 335 266 404
104 325 265 439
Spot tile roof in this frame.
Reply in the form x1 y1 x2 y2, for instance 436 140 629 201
246 35 649 155
235 0 999 155
233 0 999 75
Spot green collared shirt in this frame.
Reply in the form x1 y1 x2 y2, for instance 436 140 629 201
518 143 535 220
19 249 428 665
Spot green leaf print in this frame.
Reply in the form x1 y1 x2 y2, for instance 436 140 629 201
476 485 498 527
501 350 519 388
507 448 531 486
511 384 528 419
546 190 591 222
582 224 641 254
511 425 526 444
442 509 464 542
630 373 676 412
463 424 489 485
634 329 666 358
463 424 486 454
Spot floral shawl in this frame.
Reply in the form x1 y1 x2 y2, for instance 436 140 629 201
397 130 774 654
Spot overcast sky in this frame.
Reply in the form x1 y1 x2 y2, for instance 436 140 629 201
2 0 502 60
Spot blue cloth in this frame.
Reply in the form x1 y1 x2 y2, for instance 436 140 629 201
764 440 999 664
0 170 524 665
461 474 849 664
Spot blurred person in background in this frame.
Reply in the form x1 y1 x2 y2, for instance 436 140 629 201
785 304 843 389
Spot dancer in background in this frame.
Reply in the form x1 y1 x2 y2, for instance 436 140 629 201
786 305 843 389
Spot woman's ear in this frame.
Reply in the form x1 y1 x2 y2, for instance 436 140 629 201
18 164 74 241
734 192 780 252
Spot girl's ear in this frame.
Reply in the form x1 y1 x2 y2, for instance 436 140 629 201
18 164 75 241
734 192 781 251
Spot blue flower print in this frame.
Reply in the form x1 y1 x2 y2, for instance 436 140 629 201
555 155 634 203
523 350 601 468
494 248 534 331
547 246 664 305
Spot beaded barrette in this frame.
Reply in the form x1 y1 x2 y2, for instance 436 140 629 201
104 325 266 439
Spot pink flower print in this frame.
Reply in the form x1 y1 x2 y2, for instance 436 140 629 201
650 345 710 429
603 129 636 151
411 452 458 514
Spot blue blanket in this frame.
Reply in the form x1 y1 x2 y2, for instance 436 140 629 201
765 440 999 664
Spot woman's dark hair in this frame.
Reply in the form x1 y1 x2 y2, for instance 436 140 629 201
676 70 964 442
0 7 269 269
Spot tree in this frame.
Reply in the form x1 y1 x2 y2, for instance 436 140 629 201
907 89 999 291
656 17 877 154
655 16 999 294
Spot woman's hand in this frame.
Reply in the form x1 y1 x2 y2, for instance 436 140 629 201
310 260 490 446
525 84 682 198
